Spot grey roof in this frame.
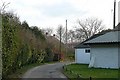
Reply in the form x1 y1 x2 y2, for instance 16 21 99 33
74 23 120 48
74 42 90 48
74 31 106 48
85 31 120 44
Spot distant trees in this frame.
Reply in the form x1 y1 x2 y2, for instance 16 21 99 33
76 18 104 41
66 18 105 43
2 10 71 78
56 25 64 60
67 30 75 43
0 1 10 13
41 28 53 36
31 26 46 40
21 21 30 29
57 25 66 43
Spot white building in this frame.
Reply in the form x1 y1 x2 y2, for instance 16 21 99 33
74 32 105 64
75 43 90 64
74 23 120 68
85 25 120 68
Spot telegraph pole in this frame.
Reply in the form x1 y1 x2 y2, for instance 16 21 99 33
65 20 68 58
59 25 62 61
113 0 116 29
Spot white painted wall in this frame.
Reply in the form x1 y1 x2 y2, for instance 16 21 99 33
89 44 119 69
118 1 120 23
118 46 120 68
75 48 90 64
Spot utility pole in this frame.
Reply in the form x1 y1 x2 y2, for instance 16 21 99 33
59 26 62 61
65 20 68 58
118 1 120 23
113 0 116 29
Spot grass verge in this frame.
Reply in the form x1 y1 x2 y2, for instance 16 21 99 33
63 64 119 80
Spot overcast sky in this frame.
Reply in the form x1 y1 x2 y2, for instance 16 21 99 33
1 0 120 31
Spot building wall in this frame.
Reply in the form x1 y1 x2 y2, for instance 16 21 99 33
89 44 119 69
118 45 120 68
118 1 120 23
75 48 90 64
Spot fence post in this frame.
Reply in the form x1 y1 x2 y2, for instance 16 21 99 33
77 75 81 79
90 77 92 80
63 66 64 69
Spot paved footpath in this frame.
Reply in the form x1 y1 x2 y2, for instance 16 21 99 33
22 62 71 79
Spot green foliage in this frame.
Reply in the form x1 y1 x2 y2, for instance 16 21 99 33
44 48 54 62
16 44 30 67
2 11 69 78
21 21 30 29
36 50 45 63
0 13 2 79
2 12 47 78
2 12 19 76
31 26 46 40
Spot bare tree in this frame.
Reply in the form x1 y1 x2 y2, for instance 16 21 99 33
56 25 65 41
0 1 10 13
41 28 53 36
76 18 105 40
56 25 65 60
67 30 75 43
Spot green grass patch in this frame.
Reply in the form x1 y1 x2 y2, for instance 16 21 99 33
8 63 44 78
63 64 119 79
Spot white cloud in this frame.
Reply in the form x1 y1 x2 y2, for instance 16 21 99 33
1 0 120 30
41 2 87 17
68 0 120 28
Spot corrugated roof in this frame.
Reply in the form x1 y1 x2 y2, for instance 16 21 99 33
74 31 106 48
85 31 120 44
74 42 90 48
74 23 120 48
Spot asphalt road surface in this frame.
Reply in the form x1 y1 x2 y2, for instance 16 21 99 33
22 62 70 79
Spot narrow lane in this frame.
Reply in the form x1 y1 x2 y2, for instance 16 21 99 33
22 62 69 79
